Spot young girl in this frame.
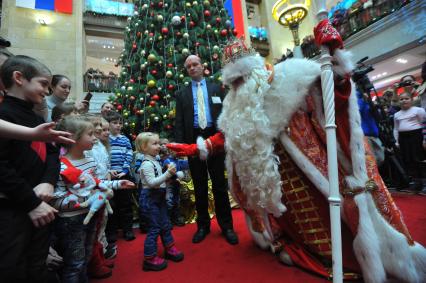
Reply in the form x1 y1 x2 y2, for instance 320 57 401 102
85 115 111 180
53 116 134 282
393 92 426 189
83 114 114 278
136 132 184 271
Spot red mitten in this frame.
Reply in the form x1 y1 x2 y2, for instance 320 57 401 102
313 19 343 54
166 143 199 157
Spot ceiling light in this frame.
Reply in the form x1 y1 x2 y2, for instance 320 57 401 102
38 18 47 25
112 46 115 49
372 76 377 80
396 58 407 64
382 72 387 76
103 45 106 48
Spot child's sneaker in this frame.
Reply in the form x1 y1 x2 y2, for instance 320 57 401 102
104 244 117 259
143 256 167 271
164 246 184 262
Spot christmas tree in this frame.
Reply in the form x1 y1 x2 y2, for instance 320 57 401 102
113 0 238 140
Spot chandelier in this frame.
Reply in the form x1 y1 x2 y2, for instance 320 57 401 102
272 0 311 46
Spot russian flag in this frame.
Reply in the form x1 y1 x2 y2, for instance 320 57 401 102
16 0 73 14
224 0 245 38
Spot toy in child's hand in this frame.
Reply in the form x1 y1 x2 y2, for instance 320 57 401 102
74 191 113 225
59 157 114 224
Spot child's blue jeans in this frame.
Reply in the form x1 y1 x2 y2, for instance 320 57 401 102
54 213 96 283
140 188 174 258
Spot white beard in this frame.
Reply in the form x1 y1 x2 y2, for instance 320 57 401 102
218 68 286 217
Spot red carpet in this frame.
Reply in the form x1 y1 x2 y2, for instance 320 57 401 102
95 193 425 283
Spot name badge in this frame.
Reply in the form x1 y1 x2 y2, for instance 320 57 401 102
212 96 221 104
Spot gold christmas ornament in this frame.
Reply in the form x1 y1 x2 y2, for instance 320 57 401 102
148 54 157 62
147 80 156 88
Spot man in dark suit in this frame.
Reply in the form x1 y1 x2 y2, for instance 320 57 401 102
174 55 238 245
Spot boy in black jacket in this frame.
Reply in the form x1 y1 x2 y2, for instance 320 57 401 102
0 55 60 283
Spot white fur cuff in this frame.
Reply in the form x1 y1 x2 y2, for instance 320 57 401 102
197 136 208 160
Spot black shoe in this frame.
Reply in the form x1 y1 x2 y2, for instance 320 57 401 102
124 230 136 241
192 228 210 243
173 216 186 227
222 229 238 245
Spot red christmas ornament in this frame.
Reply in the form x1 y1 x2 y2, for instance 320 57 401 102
151 70 158 75
189 21 195 28
149 101 156 107
166 125 172 130
129 78 135 83
216 17 221 23
149 32 154 37
204 69 210 76
136 110 142 115
176 31 182 37
167 84 174 90
204 10 211 17
212 53 218 60
167 63 173 68
181 15 186 22
152 94 160 101
233 28 238 36
132 134 137 140
137 31 141 38
220 29 228 36
150 2 154 7
195 42 200 47
158 1 163 8
117 105 123 110
161 27 169 35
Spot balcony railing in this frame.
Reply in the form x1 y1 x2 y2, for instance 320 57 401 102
330 0 411 40
84 69 119 93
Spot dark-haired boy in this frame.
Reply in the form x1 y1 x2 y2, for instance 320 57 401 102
105 112 135 258
0 55 60 282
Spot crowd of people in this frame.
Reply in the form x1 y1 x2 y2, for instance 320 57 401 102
0 29 425 283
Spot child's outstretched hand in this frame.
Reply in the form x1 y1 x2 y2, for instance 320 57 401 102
32 122 75 144
118 180 136 189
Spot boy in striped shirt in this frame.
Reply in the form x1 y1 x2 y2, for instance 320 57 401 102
105 112 135 257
